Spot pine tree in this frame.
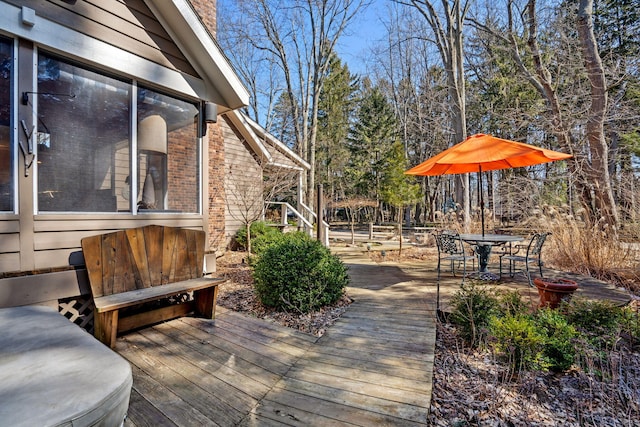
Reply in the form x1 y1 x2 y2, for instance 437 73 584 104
380 140 421 257
346 81 398 221
317 54 359 203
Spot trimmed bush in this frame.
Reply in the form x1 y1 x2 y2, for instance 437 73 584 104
449 283 500 347
235 221 283 254
252 233 349 313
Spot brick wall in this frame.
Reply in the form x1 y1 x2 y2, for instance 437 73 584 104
189 0 217 37
167 126 198 213
206 122 226 253
189 0 225 252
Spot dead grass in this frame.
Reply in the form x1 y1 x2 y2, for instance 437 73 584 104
540 214 640 295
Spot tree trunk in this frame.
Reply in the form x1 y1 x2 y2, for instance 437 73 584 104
406 0 470 229
577 0 620 229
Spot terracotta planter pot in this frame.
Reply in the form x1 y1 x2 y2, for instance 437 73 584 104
534 278 578 309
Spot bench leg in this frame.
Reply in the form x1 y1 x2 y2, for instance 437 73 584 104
94 310 119 349
194 286 218 319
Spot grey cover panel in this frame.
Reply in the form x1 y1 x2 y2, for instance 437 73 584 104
0 306 132 426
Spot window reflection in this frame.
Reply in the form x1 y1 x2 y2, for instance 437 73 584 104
34 53 201 214
0 37 13 212
36 53 130 212
137 88 199 213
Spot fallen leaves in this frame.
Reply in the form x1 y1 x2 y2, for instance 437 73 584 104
215 251 352 337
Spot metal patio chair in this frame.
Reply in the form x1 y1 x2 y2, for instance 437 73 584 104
499 232 551 287
435 230 476 280
434 230 475 313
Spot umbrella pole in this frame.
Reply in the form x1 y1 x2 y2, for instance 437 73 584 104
480 165 485 237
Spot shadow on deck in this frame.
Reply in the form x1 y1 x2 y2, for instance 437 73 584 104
119 242 632 426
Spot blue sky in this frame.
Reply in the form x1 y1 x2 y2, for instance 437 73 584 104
335 1 387 75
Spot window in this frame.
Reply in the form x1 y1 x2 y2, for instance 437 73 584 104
137 88 200 213
36 54 130 212
35 53 201 214
0 37 13 212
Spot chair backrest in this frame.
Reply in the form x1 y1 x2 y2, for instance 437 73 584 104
435 231 464 255
527 232 550 257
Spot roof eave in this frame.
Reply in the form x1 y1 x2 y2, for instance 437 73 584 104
243 115 311 171
145 0 249 111
223 110 273 164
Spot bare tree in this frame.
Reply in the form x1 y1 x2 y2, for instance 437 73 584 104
226 162 299 254
394 0 472 230
466 0 621 228
330 197 377 244
373 4 451 224
221 0 367 212
576 0 619 227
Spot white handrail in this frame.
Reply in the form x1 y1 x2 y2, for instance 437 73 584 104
265 201 313 229
265 201 330 246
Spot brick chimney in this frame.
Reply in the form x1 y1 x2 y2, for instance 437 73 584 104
187 0 226 252
189 0 217 38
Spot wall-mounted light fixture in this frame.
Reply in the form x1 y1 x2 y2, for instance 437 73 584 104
201 102 217 136
204 102 217 123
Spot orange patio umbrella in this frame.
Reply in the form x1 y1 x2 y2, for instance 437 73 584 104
405 133 572 235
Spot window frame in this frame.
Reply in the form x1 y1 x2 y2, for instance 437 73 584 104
31 50 204 216
0 35 17 215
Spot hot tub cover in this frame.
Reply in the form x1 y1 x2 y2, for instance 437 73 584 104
0 305 132 426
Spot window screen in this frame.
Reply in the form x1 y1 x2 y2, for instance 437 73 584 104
0 37 13 212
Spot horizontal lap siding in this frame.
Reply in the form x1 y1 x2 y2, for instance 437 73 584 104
0 214 205 308
222 120 263 246
0 220 19 273
31 218 206 270
5 0 197 77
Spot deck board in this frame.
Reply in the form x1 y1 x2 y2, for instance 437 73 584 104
120 248 633 426
121 249 436 426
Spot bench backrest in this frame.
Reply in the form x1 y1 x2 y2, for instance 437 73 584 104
81 225 205 298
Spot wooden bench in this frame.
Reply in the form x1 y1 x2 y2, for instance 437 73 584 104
81 225 224 348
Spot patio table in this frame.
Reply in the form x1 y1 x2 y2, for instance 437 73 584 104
459 233 524 280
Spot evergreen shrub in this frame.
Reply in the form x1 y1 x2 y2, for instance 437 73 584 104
496 289 529 317
490 314 546 373
449 283 500 347
534 308 577 371
235 221 283 254
563 298 625 348
252 232 349 313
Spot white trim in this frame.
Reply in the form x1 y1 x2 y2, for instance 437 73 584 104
267 162 303 172
11 37 18 214
243 115 311 171
0 2 206 101
223 110 273 164
145 0 249 110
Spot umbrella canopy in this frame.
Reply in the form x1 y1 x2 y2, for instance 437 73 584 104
405 133 572 176
405 133 572 235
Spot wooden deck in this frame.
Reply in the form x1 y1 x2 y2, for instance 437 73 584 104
118 245 632 426
119 250 436 426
